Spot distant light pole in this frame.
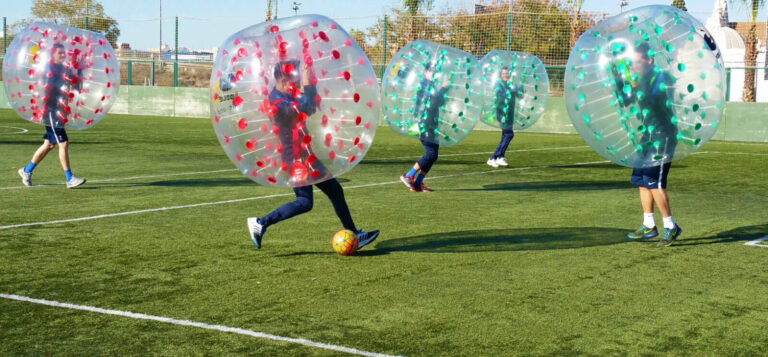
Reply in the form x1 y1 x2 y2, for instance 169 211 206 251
159 0 162 52
618 0 628 13
292 2 302 16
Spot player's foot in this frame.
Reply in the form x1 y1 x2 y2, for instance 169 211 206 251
66 175 86 188
627 225 658 240
356 229 380 249
247 217 265 248
486 158 499 168
496 157 508 166
18 168 32 186
416 182 432 192
400 174 417 191
657 225 682 247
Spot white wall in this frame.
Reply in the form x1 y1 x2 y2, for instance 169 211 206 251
723 47 768 102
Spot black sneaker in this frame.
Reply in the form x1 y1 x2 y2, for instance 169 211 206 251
356 229 380 249
657 225 682 247
627 225 658 240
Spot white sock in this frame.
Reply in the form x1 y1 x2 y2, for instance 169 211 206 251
662 216 676 229
643 213 655 228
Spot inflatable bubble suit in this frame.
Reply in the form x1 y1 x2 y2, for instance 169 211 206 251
471 50 549 130
210 15 380 187
381 40 479 146
2 22 120 129
564 5 724 168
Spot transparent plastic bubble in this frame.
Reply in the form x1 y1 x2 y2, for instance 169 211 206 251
210 15 380 187
2 22 120 129
381 40 479 146
564 5 724 168
471 50 549 130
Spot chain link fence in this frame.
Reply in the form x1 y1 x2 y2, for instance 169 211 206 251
1 3 764 99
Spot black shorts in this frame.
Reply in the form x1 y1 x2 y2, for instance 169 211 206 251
43 125 68 144
630 162 671 189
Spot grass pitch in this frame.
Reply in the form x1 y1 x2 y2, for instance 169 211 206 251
1 108 767 355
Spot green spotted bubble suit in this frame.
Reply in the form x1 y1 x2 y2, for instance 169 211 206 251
564 5 724 168
471 50 549 130
382 40 479 146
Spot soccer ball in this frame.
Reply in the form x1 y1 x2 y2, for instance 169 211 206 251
332 229 358 256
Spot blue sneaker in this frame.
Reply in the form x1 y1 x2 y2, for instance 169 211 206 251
627 225 658 240
356 229 380 249
657 225 682 247
247 217 265 248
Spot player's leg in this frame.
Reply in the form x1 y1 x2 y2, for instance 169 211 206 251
495 129 514 166
248 185 314 248
652 163 680 246
57 139 86 188
18 139 54 186
316 178 380 248
627 168 659 239
413 141 438 192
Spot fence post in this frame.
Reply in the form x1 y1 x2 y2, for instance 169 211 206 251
381 15 387 78
127 60 132 85
174 16 178 87
84 16 89 30
2 17 6 55
725 67 731 101
505 11 512 51
151 58 156 86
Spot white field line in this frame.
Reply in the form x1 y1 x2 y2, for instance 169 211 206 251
0 160 608 231
0 169 238 191
693 151 768 156
363 145 591 161
0 293 401 357
744 235 768 248
0 146 589 190
0 125 30 134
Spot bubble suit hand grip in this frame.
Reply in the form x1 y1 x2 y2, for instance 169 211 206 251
2 22 120 129
210 15 380 187
381 40 479 146
471 50 549 130
564 5 724 168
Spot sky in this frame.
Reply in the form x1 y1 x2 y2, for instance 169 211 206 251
1 0 766 51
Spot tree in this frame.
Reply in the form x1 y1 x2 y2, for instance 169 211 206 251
671 0 688 11
30 0 120 46
733 0 766 102
403 0 434 41
568 0 585 49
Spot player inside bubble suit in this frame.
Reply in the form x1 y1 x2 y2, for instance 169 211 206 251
616 42 682 246
245 59 380 250
18 43 87 188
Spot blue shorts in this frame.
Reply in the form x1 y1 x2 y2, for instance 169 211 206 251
43 125 68 144
630 162 671 189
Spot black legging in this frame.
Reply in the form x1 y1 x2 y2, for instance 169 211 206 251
261 178 356 232
416 140 439 174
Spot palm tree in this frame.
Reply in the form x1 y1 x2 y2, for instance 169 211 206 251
733 0 766 102
671 0 688 11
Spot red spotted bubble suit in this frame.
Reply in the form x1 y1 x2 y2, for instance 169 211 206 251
2 22 119 129
210 15 380 187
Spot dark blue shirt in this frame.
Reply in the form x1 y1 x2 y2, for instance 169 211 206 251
414 78 449 142
268 85 318 164
495 80 522 130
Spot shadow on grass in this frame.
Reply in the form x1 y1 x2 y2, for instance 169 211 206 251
673 224 768 246
0 140 108 145
85 177 350 188
449 180 628 192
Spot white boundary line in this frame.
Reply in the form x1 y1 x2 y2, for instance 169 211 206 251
693 151 768 156
0 293 401 357
0 146 588 190
0 160 608 230
0 168 238 191
0 125 29 135
744 235 768 248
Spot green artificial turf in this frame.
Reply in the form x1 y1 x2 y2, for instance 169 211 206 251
1 108 767 355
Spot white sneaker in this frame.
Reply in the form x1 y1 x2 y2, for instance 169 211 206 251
247 217 265 248
66 175 86 188
486 158 499 168
18 168 32 186
496 157 508 166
